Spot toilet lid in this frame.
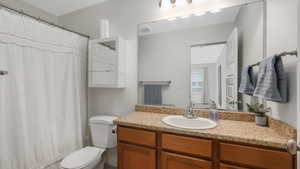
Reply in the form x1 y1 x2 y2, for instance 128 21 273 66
61 146 105 169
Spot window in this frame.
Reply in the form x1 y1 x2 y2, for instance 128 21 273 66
191 68 207 104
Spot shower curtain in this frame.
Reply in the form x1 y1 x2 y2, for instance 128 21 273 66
0 9 88 169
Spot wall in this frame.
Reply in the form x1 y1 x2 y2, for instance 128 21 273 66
0 0 58 23
138 23 234 108
234 2 264 111
266 0 298 127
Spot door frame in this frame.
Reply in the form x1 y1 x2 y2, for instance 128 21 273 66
187 41 226 107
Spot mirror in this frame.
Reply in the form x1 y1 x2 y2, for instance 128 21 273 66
138 1 265 112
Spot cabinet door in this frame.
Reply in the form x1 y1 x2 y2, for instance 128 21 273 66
161 151 211 169
118 143 156 169
220 163 249 169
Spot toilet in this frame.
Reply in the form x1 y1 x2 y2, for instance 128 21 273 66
60 115 118 169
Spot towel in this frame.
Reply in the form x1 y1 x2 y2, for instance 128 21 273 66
253 55 288 102
239 65 256 95
144 85 162 105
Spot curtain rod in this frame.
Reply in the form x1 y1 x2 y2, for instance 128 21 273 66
250 50 298 67
0 3 90 39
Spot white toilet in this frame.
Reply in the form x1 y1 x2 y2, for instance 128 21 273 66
60 115 118 169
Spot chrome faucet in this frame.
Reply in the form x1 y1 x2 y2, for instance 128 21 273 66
184 102 196 119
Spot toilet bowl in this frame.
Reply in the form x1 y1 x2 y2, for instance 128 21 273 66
60 147 105 169
60 116 118 169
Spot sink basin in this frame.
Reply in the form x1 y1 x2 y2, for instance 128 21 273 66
161 115 217 129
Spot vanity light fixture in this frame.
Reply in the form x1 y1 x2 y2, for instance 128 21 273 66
210 8 222 13
159 0 192 9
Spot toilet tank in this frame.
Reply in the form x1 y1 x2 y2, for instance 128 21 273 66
89 115 118 149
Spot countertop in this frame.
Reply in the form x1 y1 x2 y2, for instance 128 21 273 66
114 112 293 150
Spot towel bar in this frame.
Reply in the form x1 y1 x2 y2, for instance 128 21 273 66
250 50 298 67
139 81 171 86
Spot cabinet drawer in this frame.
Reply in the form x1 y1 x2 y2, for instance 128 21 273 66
161 151 212 169
220 163 249 169
161 133 212 158
118 127 156 147
220 143 294 169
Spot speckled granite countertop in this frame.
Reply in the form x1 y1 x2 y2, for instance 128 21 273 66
114 112 293 150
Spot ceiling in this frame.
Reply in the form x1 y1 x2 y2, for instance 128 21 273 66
22 0 109 16
139 6 240 36
191 44 226 64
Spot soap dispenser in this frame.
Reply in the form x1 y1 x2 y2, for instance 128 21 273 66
209 100 219 122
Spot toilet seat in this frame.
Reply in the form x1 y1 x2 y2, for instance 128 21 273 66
61 146 105 169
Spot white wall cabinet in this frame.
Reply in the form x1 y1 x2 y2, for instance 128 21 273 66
88 37 126 88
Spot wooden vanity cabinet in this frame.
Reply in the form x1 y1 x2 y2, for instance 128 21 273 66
117 126 295 169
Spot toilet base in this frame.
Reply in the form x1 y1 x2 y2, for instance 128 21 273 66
94 151 107 169
94 160 105 169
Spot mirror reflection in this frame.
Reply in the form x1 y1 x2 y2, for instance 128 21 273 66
138 1 264 112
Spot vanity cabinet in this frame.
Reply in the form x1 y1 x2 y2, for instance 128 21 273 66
117 126 295 169
88 37 126 88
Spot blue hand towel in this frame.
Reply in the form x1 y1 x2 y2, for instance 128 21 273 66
253 55 288 102
144 85 162 105
239 66 256 95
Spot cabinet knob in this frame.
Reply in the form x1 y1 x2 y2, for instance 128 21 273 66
286 139 300 155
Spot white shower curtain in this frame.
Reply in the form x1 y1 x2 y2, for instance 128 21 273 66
0 9 88 169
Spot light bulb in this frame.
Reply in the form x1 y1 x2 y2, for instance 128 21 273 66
175 0 189 8
160 0 173 9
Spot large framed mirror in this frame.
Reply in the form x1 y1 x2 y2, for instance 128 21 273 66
138 0 265 112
